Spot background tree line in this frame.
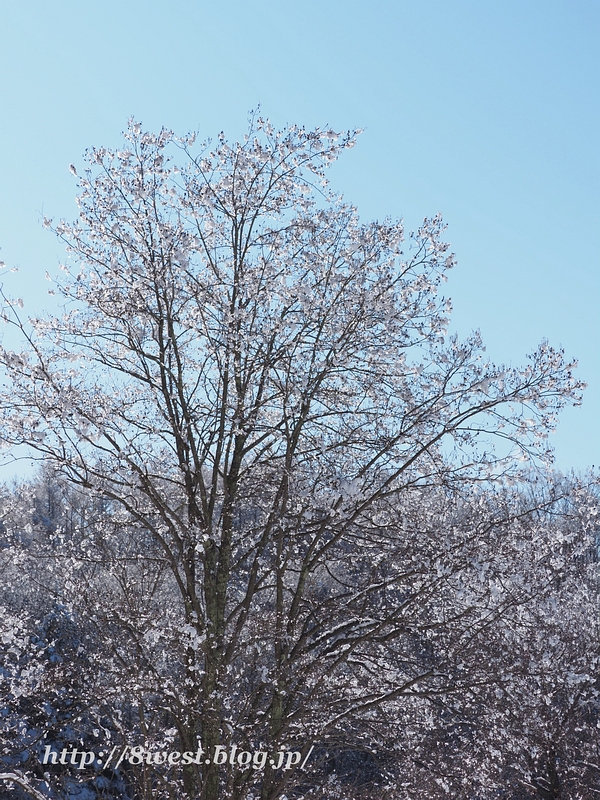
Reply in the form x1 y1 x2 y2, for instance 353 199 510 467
1 469 598 799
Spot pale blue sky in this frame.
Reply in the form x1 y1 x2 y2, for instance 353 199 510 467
0 0 598 476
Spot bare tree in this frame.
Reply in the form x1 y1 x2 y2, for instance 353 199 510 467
0 117 585 799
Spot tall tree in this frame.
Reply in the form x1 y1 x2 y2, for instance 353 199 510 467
0 118 585 799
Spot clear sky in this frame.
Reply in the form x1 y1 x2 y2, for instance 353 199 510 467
0 0 598 478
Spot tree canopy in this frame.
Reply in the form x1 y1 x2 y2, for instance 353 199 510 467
0 118 595 800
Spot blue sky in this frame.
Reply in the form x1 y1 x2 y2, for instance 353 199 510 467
0 0 598 477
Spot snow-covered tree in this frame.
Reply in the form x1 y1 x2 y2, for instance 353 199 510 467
0 118 588 799
2 472 597 799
